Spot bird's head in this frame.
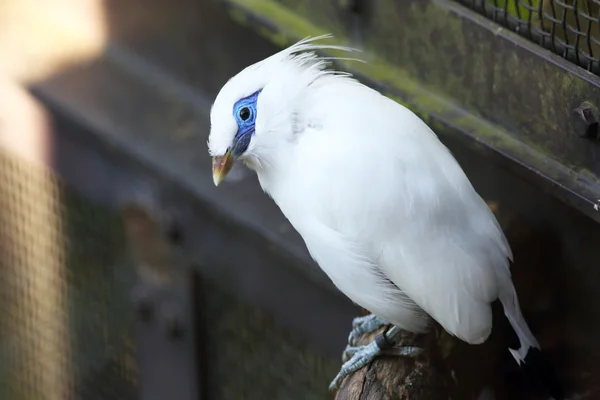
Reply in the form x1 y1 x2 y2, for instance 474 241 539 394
208 82 262 186
207 34 358 186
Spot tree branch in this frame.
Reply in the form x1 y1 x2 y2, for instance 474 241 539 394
333 325 456 400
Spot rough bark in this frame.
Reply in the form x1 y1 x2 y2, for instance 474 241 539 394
334 325 456 400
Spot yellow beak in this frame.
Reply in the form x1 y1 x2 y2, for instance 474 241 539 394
212 150 235 186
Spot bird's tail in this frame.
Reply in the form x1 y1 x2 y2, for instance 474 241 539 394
500 287 564 400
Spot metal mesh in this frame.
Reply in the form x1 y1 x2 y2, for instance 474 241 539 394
0 148 340 399
457 0 600 74
0 149 138 400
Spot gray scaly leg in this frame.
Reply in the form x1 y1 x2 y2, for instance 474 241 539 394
347 314 390 350
330 324 423 391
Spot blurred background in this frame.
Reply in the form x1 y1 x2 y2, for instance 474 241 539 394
1 0 600 399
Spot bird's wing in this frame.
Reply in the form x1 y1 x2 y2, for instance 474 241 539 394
378 209 509 344
372 128 513 345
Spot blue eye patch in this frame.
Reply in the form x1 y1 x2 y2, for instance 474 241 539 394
230 90 261 156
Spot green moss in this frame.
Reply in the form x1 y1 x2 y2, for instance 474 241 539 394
226 0 329 40
223 0 526 153
228 7 249 25
490 0 540 20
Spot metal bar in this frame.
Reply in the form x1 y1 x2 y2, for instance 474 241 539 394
132 268 203 400
120 193 206 400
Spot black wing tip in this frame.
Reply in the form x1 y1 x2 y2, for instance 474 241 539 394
522 347 564 400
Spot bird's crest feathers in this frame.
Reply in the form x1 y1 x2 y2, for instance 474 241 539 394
208 35 362 157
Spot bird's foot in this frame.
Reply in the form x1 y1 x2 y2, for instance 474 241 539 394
347 314 389 348
330 325 423 392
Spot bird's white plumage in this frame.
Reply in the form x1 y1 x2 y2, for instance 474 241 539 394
208 35 539 362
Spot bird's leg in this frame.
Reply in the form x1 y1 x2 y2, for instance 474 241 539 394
330 325 424 391
342 314 389 363
348 314 390 347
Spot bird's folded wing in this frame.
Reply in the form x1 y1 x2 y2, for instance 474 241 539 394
377 200 511 345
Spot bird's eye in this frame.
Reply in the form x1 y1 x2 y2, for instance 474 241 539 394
239 107 251 121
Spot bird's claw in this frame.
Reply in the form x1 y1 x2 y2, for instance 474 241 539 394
331 320 424 392
347 314 389 347
330 341 423 391
350 314 374 329
330 341 380 391
342 345 361 363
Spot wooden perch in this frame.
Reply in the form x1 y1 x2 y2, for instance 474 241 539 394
333 324 456 400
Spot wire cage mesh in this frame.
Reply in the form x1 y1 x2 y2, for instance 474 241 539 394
0 149 138 400
457 0 600 74
0 146 341 399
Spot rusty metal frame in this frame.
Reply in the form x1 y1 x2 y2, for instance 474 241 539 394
220 0 600 224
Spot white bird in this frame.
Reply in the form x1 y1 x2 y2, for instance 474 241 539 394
208 35 562 398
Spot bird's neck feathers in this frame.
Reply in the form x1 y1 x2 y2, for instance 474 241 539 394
242 36 360 172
